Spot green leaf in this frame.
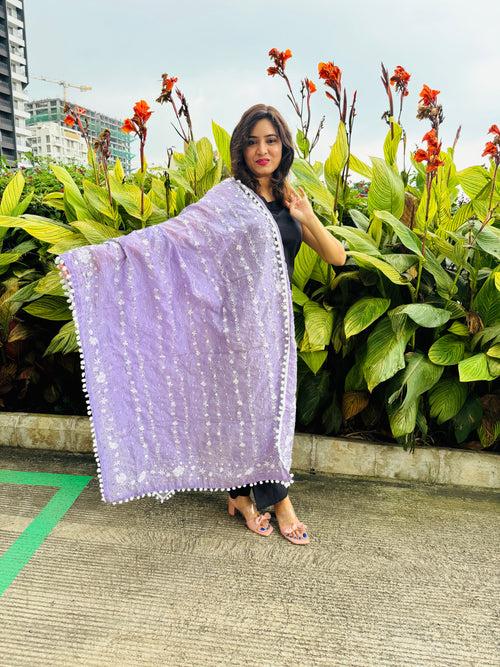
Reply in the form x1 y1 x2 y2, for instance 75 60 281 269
348 208 370 231
472 269 500 326
0 214 78 244
348 251 410 285
43 320 77 356
327 225 380 256
448 321 469 337
303 301 335 348
324 121 348 191
195 137 215 179
212 120 232 172
298 349 328 375
383 120 402 166
296 129 310 159
454 397 483 443
363 316 415 392
388 303 451 328
50 164 90 219
113 158 125 183
486 343 500 359
373 209 423 257
428 378 468 424
386 351 443 436
22 296 71 321
367 157 405 218
344 297 390 338
458 353 496 382
0 171 25 215
291 157 334 212
71 219 125 244
471 220 500 260
456 166 490 200
428 334 466 365
349 154 372 180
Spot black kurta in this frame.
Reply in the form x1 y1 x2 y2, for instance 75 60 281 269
228 197 302 511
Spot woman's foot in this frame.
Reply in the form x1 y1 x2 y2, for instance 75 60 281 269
228 494 270 526
273 496 309 542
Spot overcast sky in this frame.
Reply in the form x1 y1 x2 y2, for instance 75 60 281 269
24 0 499 172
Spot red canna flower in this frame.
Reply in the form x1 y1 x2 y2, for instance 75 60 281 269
306 79 316 94
267 47 292 77
487 124 499 136
318 61 342 87
419 84 440 107
121 118 136 134
482 142 498 158
133 99 153 123
389 65 411 96
421 128 439 147
156 74 179 104
64 114 76 127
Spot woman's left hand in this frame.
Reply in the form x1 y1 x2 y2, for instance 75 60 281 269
283 185 315 233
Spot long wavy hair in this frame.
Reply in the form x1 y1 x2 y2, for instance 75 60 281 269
229 104 294 205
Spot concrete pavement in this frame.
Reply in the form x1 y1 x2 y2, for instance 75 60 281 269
0 445 498 666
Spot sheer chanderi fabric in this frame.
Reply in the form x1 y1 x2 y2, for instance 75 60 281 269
55 177 297 505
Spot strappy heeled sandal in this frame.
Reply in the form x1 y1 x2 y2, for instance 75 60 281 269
227 496 273 536
278 519 310 545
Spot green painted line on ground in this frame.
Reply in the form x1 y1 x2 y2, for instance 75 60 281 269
0 469 93 597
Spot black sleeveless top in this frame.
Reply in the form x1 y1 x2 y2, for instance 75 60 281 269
263 199 303 284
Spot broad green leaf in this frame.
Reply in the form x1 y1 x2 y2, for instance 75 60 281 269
293 241 318 291
348 251 409 285
12 189 34 216
0 214 77 244
374 209 423 257
344 297 390 338
0 171 25 215
458 352 496 382
51 164 90 219
367 157 405 218
35 269 66 296
454 397 483 443
71 219 125 244
211 121 232 172
348 208 369 231
363 316 415 392
324 121 348 191
349 154 372 180
456 166 490 200
303 301 335 348
83 179 118 223
298 349 328 375
22 296 71 321
113 158 125 182
383 120 402 166
428 378 468 424
448 321 469 337
296 129 310 159
43 320 77 356
327 225 380 256
486 343 500 358
388 303 451 328
414 186 438 230
472 269 500 326
428 334 466 365
196 137 215 179
471 220 500 260
291 157 334 212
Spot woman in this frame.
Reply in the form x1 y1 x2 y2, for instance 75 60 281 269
227 104 347 544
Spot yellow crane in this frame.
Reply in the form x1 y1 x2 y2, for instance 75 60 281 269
31 76 92 103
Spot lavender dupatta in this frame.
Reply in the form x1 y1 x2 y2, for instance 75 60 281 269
55 176 297 505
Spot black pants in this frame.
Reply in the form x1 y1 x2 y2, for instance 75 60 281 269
229 481 288 512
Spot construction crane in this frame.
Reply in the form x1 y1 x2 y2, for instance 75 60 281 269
31 76 92 103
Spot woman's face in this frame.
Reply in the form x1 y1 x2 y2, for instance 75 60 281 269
243 118 283 179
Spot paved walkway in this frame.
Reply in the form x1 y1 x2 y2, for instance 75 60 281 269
0 445 498 666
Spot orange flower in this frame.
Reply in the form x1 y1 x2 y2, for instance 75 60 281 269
482 142 498 158
133 99 152 123
422 128 439 147
164 76 177 92
487 124 499 136
389 65 411 96
267 47 292 76
64 114 75 127
306 79 316 94
419 84 440 107
318 61 342 86
121 118 136 134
